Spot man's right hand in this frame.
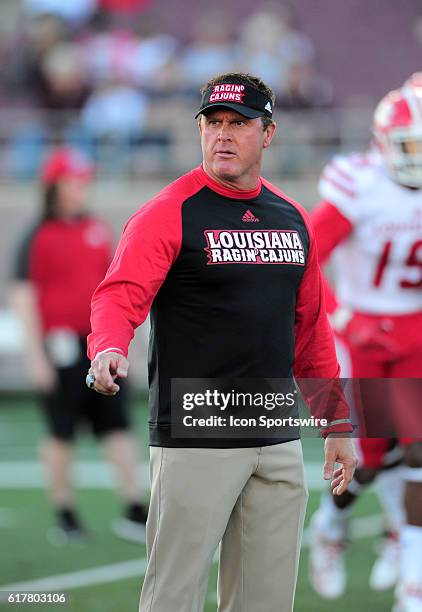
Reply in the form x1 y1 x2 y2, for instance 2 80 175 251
88 351 129 395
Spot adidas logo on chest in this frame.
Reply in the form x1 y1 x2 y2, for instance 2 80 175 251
242 209 259 223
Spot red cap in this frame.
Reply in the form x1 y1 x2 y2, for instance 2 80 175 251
41 148 94 185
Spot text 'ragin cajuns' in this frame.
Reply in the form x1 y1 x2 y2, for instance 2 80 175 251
204 230 306 265
209 84 245 103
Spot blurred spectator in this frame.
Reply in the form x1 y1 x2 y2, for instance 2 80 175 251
278 63 333 109
80 81 149 173
23 0 98 27
5 13 68 101
98 0 152 16
236 3 332 107
40 42 90 111
130 19 179 92
81 81 148 137
0 0 333 181
179 10 236 92
413 15 422 46
81 22 139 85
237 7 295 92
80 12 178 92
5 19 90 177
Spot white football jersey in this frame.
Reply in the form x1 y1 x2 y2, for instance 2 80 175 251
319 150 422 314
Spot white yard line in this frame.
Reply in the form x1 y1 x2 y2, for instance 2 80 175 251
0 461 148 489
0 461 325 490
0 514 383 593
0 559 147 592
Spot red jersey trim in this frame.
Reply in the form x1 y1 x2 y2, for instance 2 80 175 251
331 161 355 185
321 172 357 199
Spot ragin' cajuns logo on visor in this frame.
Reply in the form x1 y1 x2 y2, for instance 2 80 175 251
204 229 306 265
209 84 245 104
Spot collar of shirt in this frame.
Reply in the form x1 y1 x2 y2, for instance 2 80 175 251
195 164 262 200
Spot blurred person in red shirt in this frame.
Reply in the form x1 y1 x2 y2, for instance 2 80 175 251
9 147 148 544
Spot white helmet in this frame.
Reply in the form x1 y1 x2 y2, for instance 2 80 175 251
373 74 422 188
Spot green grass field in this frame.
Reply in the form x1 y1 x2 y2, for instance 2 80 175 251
0 396 395 611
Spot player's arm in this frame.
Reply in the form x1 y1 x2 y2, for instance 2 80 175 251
311 200 353 265
293 217 357 493
9 228 56 391
9 280 56 391
310 200 353 316
313 156 369 329
87 199 182 395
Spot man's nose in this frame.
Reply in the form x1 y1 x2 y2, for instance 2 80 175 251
217 123 233 141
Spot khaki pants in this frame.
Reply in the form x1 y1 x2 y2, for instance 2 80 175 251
139 440 308 612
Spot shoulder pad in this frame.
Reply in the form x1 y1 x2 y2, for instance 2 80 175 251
318 152 378 222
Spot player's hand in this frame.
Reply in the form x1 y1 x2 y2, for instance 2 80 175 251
332 308 399 354
323 434 357 495
88 351 129 395
31 355 57 392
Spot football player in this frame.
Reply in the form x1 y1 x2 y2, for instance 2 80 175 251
308 74 422 612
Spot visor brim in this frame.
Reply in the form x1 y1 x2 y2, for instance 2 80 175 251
195 102 265 119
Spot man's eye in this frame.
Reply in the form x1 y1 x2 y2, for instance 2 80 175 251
234 121 245 126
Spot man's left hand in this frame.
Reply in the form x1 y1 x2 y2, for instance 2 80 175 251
323 435 357 495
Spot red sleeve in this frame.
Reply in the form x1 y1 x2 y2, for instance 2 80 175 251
310 200 353 264
310 200 353 315
294 210 353 436
294 215 339 379
87 173 203 360
87 199 182 359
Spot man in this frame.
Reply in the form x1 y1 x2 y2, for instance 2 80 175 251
308 75 422 612
10 147 148 544
87 72 356 612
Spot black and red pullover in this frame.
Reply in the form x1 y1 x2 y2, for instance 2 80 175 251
88 165 352 447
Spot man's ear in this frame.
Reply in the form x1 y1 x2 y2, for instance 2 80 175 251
263 122 277 149
197 116 204 136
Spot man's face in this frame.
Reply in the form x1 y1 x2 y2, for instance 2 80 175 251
198 108 276 187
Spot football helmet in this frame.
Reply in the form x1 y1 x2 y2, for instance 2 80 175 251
403 71 422 90
373 78 422 188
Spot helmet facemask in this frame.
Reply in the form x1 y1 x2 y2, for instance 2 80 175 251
373 83 422 189
381 124 422 188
